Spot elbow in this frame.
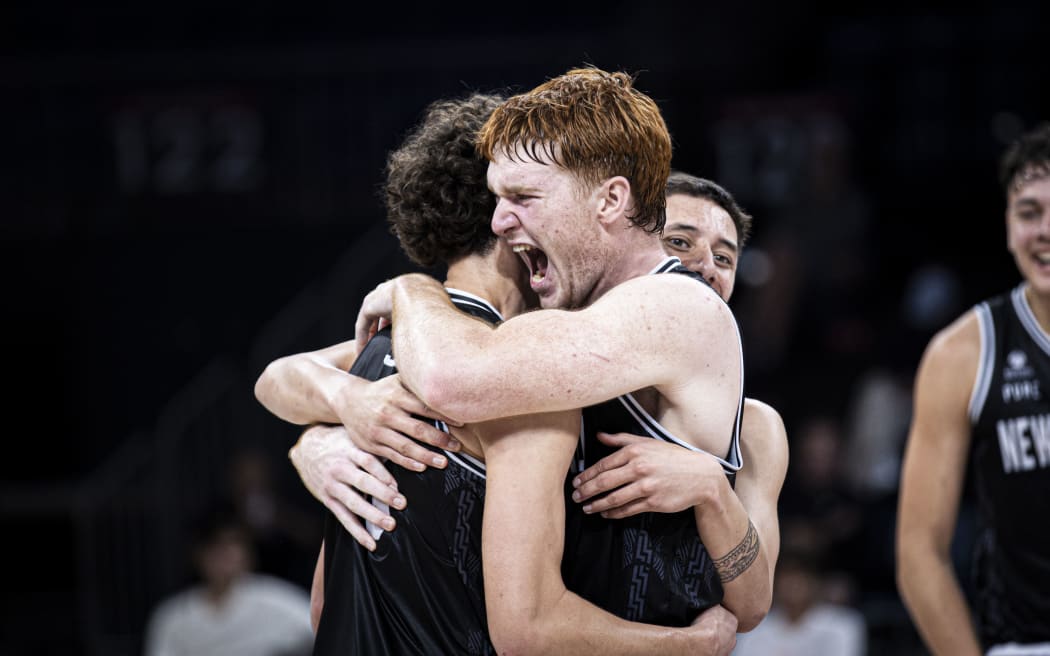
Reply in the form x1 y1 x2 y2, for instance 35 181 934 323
895 542 924 603
254 359 309 425
412 363 487 424
489 617 549 656
253 363 278 410
487 591 558 656
735 607 769 633
733 597 770 633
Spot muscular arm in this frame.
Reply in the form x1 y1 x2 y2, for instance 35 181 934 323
717 399 788 630
735 399 788 601
388 273 740 429
479 412 736 656
896 312 982 656
571 400 788 632
255 338 459 470
255 340 359 425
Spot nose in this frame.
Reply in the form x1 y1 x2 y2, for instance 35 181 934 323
1039 210 1050 238
491 197 520 237
688 244 716 282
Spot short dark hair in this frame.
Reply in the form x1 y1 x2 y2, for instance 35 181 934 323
384 93 505 268
999 122 1050 196
665 171 753 248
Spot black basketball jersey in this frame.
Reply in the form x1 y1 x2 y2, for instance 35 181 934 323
312 289 501 656
967 284 1050 648
562 257 745 626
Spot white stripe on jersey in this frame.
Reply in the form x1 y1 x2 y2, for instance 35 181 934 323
1012 283 1050 356
970 302 995 424
445 287 504 322
618 393 742 474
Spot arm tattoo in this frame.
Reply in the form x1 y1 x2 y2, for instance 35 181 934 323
712 519 760 583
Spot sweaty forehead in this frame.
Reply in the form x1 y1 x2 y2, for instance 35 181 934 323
666 195 738 243
487 151 563 192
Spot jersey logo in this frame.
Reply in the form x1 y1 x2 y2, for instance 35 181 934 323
383 354 397 368
1003 349 1034 381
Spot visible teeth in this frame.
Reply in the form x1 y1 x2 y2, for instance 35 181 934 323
532 272 545 282
513 244 533 253
1036 253 1050 264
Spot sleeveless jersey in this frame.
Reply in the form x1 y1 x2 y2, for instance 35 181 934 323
561 257 745 626
312 289 500 656
967 284 1050 648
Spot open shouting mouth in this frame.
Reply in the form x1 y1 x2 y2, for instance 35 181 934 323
513 244 549 285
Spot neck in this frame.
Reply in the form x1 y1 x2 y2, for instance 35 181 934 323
204 579 235 607
444 245 532 320
1024 283 1050 333
585 224 669 305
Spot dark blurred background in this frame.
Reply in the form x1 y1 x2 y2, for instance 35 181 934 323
2 1 1047 654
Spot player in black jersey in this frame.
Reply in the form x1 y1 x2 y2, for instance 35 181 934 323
568 173 788 625
256 92 739 654
898 123 1050 654
355 68 771 635
274 174 784 640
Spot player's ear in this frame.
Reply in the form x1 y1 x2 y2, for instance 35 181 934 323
596 176 632 226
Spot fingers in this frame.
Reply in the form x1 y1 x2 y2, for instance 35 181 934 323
393 415 461 453
348 447 397 489
571 450 632 496
334 461 406 511
329 482 396 532
328 500 377 552
573 465 638 504
595 431 648 447
597 497 652 520
379 429 449 470
580 482 648 516
354 314 378 354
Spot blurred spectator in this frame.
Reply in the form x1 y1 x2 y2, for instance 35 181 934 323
778 413 864 599
733 546 867 656
143 511 313 656
228 448 322 586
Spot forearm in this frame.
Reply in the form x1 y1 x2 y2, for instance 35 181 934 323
390 275 502 420
255 353 364 425
482 413 728 656
505 589 704 656
391 274 715 423
693 477 770 631
897 544 981 655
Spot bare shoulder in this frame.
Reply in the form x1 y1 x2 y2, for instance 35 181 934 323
741 399 786 442
919 309 981 381
740 399 789 473
595 272 736 337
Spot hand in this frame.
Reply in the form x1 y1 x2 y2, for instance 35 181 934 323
571 431 724 518
334 373 462 472
354 279 399 355
686 604 737 656
290 424 405 551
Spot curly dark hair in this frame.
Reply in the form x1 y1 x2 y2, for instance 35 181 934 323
384 93 505 268
999 122 1050 196
665 171 753 248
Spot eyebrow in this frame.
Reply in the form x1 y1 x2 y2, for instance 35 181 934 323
664 222 739 253
489 181 541 196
